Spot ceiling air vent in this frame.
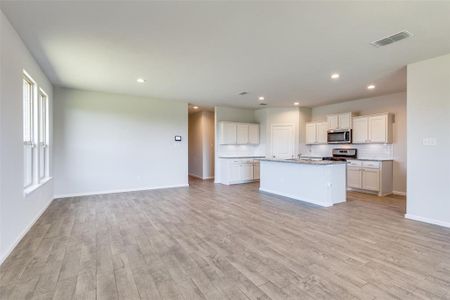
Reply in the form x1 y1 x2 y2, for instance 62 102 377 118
370 31 413 47
259 103 267 106
239 91 248 96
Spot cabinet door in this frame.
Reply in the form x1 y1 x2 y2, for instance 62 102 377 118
316 122 328 144
240 163 254 181
362 169 380 191
352 117 368 143
220 122 237 144
253 162 260 180
368 115 387 143
248 124 259 144
347 167 362 189
236 124 249 144
339 113 352 129
230 162 241 181
305 123 317 144
327 115 339 130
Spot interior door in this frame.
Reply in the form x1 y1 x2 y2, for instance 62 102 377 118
271 124 295 159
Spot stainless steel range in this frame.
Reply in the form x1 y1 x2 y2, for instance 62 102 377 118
322 148 357 161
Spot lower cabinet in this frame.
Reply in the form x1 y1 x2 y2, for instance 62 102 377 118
347 160 393 196
220 159 260 185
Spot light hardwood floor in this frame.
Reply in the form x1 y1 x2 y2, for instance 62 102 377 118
1 178 450 299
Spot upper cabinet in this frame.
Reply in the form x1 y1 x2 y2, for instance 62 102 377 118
248 124 260 144
305 122 328 144
352 113 393 144
327 112 353 130
219 122 259 145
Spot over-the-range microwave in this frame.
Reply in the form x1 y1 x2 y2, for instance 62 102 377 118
327 129 352 144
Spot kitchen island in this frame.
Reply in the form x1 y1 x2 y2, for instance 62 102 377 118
259 158 347 207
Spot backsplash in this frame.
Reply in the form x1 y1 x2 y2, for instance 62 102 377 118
218 144 264 157
306 144 394 160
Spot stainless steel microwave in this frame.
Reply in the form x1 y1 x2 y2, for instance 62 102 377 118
327 129 352 144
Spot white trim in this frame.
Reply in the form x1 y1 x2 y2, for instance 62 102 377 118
393 191 406 196
259 188 332 207
405 214 450 229
0 197 53 265
189 173 214 180
54 183 189 199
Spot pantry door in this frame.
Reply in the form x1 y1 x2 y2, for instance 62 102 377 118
271 124 295 159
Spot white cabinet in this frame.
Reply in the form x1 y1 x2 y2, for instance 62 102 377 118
220 159 260 185
352 113 393 144
327 114 339 130
248 124 260 144
362 168 380 191
346 160 393 196
305 123 317 144
316 122 328 144
219 122 237 144
236 124 249 144
219 122 259 145
327 112 353 130
305 122 328 144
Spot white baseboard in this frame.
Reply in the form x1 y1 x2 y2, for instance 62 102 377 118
405 214 450 229
393 191 407 196
0 197 53 266
54 184 189 199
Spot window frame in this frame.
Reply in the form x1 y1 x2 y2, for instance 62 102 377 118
23 70 51 195
38 88 50 182
23 71 37 189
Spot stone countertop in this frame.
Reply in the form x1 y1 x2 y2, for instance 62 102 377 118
219 156 266 159
259 158 347 165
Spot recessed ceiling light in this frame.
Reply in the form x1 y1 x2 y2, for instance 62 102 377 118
331 73 340 79
137 78 145 83
258 96 265 101
367 84 376 90
193 106 199 109
294 102 300 106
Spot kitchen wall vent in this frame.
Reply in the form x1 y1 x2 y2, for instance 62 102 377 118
370 31 413 47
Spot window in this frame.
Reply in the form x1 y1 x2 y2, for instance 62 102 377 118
23 72 35 188
38 89 49 181
23 70 51 192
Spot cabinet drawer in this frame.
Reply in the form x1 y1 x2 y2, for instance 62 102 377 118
362 161 380 169
347 160 362 167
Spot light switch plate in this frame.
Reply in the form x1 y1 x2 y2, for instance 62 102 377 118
422 137 437 146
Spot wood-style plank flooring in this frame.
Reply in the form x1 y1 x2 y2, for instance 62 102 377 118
1 178 450 299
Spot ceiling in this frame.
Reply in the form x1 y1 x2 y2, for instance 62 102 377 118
2 1 450 108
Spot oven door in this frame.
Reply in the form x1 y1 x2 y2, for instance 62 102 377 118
327 130 351 144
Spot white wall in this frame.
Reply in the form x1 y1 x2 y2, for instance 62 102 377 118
53 87 188 197
188 111 214 179
0 10 54 264
308 92 406 194
406 53 450 228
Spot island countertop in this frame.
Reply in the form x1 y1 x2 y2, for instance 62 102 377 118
258 158 347 165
